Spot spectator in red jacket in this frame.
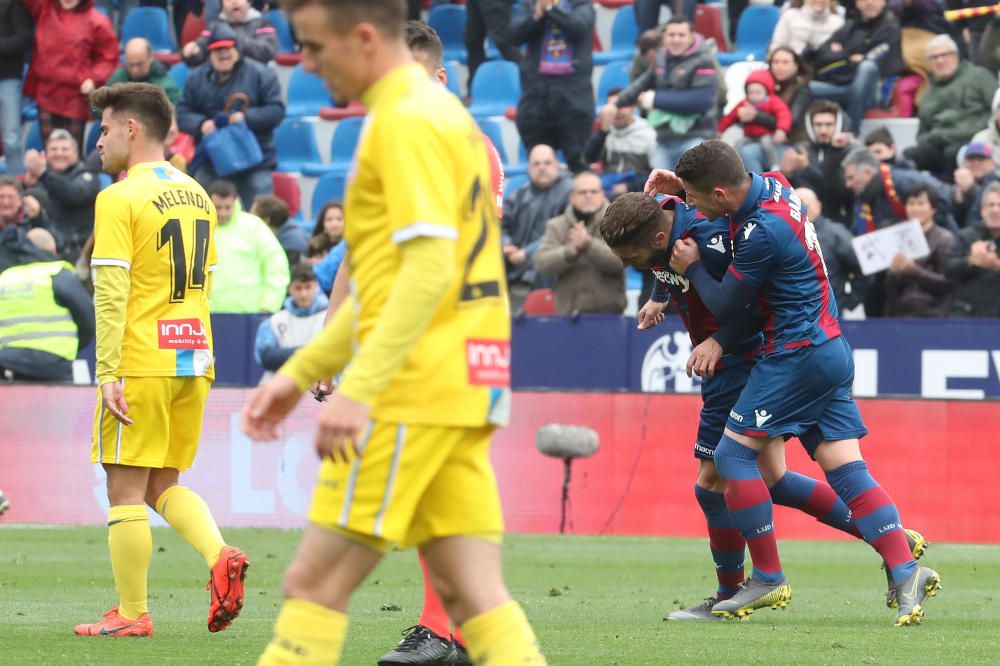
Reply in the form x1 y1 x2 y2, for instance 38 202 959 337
717 69 793 172
21 0 118 150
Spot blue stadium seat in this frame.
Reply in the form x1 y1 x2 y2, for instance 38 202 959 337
467 61 521 119
717 5 780 66
477 119 509 164
21 96 37 122
311 172 348 215
99 173 113 190
264 9 296 53
286 65 333 117
504 173 529 200
593 5 637 65
301 117 364 176
274 119 322 172
428 5 467 63
595 58 631 107
24 121 42 152
121 7 175 53
85 122 102 156
169 61 189 88
443 60 461 98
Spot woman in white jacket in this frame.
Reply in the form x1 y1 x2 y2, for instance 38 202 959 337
768 0 845 57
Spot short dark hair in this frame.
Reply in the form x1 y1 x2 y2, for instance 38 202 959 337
904 181 939 210
208 179 238 199
807 99 842 123
89 82 172 143
864 126 895 147
637 28 662 53
290 262 317 283
280 0 406 38
600 193 667 248
253 194 290 228
308 233 335 257
606 87 623 99
675 140 746 191
406 20 443 70
666 16 692 30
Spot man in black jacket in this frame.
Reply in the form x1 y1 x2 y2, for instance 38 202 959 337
509 0 595 173
0 0 34 176
780 100 859 227
945 180 1000 316
20 129 101 262
809 0 903 132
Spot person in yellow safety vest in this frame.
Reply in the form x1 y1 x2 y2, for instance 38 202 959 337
0 228 94 381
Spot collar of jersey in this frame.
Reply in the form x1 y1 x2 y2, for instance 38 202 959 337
361 62 428 112
732 172 765 228
126 160 172 178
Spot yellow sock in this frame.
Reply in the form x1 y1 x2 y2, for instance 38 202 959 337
107 504 151 620
258 598 347 665
155 485 226 566
460 601 546 665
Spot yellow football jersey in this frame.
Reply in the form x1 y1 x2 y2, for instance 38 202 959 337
91 161 218 379
347 63 510 427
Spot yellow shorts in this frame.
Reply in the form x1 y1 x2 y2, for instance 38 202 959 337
308 422 504 550
91 376 210 470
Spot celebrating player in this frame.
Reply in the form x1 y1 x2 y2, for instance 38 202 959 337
655 140 939 626
600 192 926 621
76 82 249 638
241 1 545 664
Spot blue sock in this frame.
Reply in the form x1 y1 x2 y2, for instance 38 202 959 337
694 484 745 599
769 471 859 537
716 436 784 584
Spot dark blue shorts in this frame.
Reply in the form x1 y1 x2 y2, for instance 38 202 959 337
694 357 755 460
726 336 868 457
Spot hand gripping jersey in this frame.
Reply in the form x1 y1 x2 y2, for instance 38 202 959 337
650 196 760 366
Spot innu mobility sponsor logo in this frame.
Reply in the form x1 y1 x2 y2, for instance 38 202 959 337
466 339 510 386
158 318 209 349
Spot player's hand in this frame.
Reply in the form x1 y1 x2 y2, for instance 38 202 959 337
644 169 683 197
315 392 371 463
101 380 132 426
669 237 701 274
311 379 334 402
687 337 723 378
636 299 666 330
241 374 302 440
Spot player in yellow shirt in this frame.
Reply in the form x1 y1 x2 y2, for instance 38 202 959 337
75 82 249 638
242 2 545 664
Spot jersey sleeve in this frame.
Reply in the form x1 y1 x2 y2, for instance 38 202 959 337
377 112 461 245
729 218 776 287
91 186 134 270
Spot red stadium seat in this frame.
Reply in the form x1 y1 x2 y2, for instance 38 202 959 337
271 172 302 218
275 53 303 66
595 0 634 8
180 12 204 47
522 289 557 316
695 5 729 53
318 100 367 121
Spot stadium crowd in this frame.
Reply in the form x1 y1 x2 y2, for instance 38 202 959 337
3 0 1000 383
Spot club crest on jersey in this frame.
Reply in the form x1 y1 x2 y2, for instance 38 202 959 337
707 235 726 253
158 318 209 349
467 339 510 386
651 268 690 292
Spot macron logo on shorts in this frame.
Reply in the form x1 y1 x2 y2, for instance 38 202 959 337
754 409 773 427
158 318 209 349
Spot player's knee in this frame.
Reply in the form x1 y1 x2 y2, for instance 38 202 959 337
281 559 316 600
696 459 724 491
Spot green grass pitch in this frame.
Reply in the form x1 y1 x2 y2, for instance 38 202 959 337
1 528 997 665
